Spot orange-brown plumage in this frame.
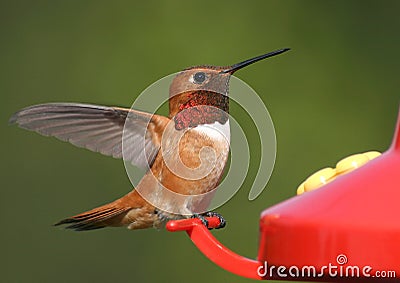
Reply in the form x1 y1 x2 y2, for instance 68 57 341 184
9 48 290 231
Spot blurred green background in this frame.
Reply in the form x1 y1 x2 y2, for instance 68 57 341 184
1 1 399 282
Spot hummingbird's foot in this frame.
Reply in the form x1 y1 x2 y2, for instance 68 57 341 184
191 212 226 230
205 211 226 229
191 213 209 228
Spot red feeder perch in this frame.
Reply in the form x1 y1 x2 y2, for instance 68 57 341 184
167 108 400 282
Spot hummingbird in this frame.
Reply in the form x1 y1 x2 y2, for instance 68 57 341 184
9 48 290 231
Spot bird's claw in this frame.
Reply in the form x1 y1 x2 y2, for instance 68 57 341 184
205 211 226 229
191 212 226 230
191 213 209 228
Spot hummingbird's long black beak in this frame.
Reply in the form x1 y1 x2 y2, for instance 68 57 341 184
220 48 290 74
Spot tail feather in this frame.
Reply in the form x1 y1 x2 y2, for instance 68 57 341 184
55 205 131 231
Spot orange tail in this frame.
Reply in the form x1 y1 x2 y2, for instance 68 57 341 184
55 202 131 231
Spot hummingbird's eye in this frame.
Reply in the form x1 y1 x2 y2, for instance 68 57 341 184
193 72 206 84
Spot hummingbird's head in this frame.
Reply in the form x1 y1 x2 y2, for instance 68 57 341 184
168 48 290 129
168 66 230 118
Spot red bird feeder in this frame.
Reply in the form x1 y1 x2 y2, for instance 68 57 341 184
167 108 400 282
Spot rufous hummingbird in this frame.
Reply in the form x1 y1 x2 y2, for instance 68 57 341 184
9 48 290 231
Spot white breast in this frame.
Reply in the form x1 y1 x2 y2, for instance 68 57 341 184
192 121 230 144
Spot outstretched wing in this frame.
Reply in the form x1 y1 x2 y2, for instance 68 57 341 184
9 103 170 169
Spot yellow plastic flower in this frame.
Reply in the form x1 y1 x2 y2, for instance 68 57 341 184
297 151 381 195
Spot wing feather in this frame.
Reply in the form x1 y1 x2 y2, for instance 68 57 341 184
10 103 169 169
